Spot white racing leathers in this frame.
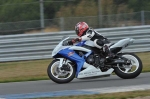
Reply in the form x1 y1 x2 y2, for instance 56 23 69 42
80 28 111 50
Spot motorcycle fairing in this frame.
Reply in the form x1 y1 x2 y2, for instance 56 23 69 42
75 41 86 46
77 63 114 79
110 38 134 50
58 48 85 76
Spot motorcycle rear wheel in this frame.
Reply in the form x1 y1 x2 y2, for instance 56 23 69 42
114 53 143 79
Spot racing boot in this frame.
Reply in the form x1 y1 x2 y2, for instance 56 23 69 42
103 44 114 61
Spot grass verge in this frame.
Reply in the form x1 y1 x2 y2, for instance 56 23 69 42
34 90 150 99
0 52 150 83
0 59 51 83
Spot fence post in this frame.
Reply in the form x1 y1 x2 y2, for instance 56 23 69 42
98 0 102 28
141 10 145 25
40 0 45 32
60 17 64 31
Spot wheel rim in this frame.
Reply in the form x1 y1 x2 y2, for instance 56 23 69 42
118 54 139 74
50 61 74 80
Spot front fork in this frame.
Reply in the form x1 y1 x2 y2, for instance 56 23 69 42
56 58 66 68
56 58 72 70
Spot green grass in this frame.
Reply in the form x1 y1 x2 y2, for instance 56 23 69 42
0 59 51 83
0 52 150 83
34 90 150 99
136 52 150 72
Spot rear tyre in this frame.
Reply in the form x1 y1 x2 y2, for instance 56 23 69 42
47 59 76 84
114 53 142 79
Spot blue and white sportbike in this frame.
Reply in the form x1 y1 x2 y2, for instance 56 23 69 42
47 37 142 84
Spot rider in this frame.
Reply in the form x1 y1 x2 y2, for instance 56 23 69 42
66 22 113 60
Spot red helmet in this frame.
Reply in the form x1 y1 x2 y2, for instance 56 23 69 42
75 22 89 37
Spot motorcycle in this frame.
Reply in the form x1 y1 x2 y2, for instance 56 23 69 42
47 37 143 84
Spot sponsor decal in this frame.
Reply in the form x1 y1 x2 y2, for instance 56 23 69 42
79 71 99 75
68 52 74 57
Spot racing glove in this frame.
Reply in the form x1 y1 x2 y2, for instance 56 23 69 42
71 38 81 43
63 38 81 46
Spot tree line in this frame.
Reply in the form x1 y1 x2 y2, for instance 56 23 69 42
0 0 150 22
0 0 150 34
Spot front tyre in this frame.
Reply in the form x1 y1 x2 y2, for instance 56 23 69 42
47 59 76 84
114 53 143 79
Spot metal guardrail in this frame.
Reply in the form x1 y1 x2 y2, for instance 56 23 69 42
0 25 150 62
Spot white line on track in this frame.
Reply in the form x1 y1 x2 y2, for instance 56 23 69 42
81 84 150 94
0 84 150 99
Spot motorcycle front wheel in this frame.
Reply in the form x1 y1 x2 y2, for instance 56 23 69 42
114 53 143 79
47 59 76 84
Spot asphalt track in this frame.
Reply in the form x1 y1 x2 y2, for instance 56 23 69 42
0 73 150 99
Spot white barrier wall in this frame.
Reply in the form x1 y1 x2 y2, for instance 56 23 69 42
0 25 150 62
